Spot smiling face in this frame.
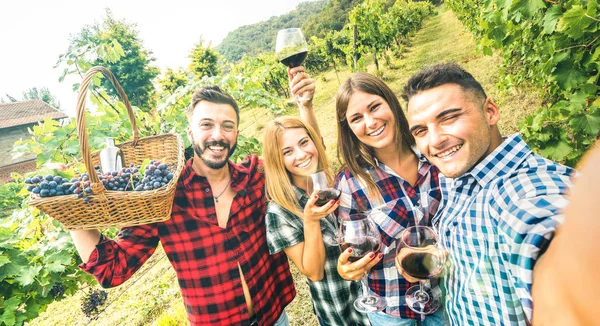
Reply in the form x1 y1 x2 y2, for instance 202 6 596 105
407 84 501 178
345 91 397 156
187 101 239 170
281 128 319 185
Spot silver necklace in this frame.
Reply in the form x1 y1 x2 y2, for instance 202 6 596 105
214 175 232 203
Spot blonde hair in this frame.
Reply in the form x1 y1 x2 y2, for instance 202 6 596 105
263 116 334 219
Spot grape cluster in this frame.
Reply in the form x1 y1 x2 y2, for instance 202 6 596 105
24 175 74 198
49 282 65 298
25 160 174 204
80 289 108 318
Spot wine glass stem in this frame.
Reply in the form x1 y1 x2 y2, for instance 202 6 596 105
415 282 429 303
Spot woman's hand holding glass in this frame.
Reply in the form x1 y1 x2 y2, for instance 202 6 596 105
303 191 339 224
337 214 387 313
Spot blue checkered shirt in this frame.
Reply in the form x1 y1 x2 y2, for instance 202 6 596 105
335 153 442 320
435 134 573 325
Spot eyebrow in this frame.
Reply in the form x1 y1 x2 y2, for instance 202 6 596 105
409 108 463 133
199 118 236 125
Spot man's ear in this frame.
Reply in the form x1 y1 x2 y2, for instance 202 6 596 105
186 126 193 143
484 98 500 127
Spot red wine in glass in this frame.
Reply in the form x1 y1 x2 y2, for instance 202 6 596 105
340 236 381 262
401 251 445 280
314 188 342 206
280 51 308 68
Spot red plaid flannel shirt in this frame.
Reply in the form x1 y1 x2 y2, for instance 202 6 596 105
80 155 296 325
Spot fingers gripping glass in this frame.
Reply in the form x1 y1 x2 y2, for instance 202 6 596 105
275 28 309 102
309 171 341 207
337 213 387 313
397 226 446 315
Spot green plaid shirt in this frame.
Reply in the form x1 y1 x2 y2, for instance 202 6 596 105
266 187 370 326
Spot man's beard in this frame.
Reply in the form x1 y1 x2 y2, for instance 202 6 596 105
191 135 237 170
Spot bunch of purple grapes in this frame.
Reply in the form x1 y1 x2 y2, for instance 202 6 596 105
25 160 174 204
49 282 65 298
25 175 75 198
80 289 108 318
136 160 173 191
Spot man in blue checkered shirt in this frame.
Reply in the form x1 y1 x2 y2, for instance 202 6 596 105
402 63 574 325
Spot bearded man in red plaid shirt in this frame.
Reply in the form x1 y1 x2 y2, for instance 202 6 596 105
70 67 318 325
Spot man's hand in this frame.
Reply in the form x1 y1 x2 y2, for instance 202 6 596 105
288 66 315 106
303 191 339 223
337 247 383 281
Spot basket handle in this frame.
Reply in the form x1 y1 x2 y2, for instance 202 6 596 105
75 66 139 188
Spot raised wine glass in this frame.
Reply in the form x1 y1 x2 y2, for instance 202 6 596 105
396 226 446 315
338 213 387 313
275 28 309 101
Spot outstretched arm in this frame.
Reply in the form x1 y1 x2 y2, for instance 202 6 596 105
532 145 600 325
288 66 320 137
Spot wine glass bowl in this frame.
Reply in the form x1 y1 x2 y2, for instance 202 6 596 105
309 171 342 207
275 28 308 68
338 214 387 313
397 226 446 315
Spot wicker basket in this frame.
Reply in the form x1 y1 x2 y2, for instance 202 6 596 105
28 66 185 230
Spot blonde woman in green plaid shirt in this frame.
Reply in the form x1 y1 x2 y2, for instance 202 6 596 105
263 114 370 326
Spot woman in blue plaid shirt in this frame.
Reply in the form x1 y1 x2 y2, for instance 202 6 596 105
262 67 371 326
334 73 448 326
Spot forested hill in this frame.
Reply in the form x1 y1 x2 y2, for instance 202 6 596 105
216 0 326 62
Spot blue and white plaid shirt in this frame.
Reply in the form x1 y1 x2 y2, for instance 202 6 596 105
435 134 573 325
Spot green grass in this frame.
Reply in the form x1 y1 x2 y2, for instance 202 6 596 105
28 6 543 326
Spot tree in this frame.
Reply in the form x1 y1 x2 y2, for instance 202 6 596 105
56 9 159 112
349 0 392 73
22 87 61 109
188 38 221 80
157 68 189 94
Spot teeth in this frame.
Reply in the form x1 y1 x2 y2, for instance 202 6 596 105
209 146 225 152
297 158 311 168
369 125 385 137
436 145 462 158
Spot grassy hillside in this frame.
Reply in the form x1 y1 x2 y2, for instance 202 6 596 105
28 5 542 326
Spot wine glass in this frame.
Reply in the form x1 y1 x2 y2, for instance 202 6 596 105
275 28 309 101
309 170 341 245
396 226 446 315
338 213 387 313
309 170 341 207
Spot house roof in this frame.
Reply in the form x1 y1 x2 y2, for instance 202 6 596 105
0 99 68 129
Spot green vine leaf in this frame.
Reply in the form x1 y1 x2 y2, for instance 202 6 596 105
557 5 593 39
510 0 546 19
542 5 563 35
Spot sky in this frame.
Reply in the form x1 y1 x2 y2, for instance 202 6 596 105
0 0 316 116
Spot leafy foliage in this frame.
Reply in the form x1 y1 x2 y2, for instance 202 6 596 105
302 0 363 38
447 0 600 166
157 68 190 94
188 38 221 80
56 9 159 112
215 0 327 62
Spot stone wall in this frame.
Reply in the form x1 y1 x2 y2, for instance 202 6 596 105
0 124 36 166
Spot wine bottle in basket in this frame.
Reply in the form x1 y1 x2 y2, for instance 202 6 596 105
100 137 125 174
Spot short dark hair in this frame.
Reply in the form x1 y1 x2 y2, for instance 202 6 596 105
403 63 487 103
187 86 240 123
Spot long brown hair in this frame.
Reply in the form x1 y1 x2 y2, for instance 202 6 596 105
263 116 334 218
335 72 415 200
